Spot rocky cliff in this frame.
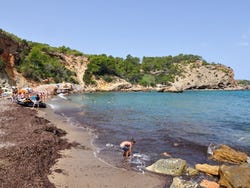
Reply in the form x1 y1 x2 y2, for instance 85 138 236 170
0 29 243 92
0 29 29 87
160 61 237 92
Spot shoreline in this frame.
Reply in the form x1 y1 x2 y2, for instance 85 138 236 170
39 104 167 187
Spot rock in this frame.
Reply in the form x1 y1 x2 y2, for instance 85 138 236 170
200 179 220 188
210 144 248 164
186 167 199 176
163 85 184 93
219 164 250 188
146 158 187 176
195 164 219 176
170 177 199 188
169 61 237 90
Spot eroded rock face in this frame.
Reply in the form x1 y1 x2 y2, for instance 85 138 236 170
164 61 237 92
219 164 250 188
146 158 187 176
0 30 29 86
47 52 89 86
210 144 248 164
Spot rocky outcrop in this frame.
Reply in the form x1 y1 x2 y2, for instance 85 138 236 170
146 158 187 176
210 144 248 164
47 52 88 86
162 61 237 92
0 30 29 86
85 76 132 92
219 164 250 188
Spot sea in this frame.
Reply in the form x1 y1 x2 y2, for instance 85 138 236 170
48 90 250 173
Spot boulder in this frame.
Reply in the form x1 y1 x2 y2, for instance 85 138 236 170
146 158 187 176
219 164 250 188
170 177 199 188
195 163 219 175
200 179 220 188
210 144 248 164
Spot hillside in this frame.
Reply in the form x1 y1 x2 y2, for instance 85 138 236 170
0 29 245 92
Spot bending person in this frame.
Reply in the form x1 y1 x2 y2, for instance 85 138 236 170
120 139 136 158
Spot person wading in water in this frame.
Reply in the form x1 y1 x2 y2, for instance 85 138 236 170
120 139 136 158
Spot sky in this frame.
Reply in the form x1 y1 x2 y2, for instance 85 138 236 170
1 0 250 79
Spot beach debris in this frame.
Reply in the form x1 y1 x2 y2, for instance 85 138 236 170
207 143 220 155
146 158 187 176
209 144 248 164
105 143 114 147
195 163 219 176
200 179 220 188
0 142 15 149
173 142 179 146
0 159 10 169
170 177 199 188
219 164 250 188
162 152 171 157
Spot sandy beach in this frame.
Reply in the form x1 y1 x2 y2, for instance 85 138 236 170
0 99 167 188
41 104 167 188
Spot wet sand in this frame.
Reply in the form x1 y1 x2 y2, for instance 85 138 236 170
0 99 167 187
40 104 167 188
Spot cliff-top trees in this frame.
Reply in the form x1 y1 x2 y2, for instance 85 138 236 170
19 46 76 83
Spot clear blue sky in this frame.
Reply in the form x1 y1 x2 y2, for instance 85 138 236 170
1 0 250 79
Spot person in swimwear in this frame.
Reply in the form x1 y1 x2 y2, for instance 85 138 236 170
120 139 136 158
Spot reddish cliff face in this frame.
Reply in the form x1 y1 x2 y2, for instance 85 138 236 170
0 30 29 85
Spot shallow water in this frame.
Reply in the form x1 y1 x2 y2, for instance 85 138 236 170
48 90 250 171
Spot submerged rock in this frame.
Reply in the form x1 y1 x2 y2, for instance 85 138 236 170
170 177 199 188
219 164 250 188
146 158 187 176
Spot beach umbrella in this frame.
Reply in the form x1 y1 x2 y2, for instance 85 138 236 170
18 89 27 94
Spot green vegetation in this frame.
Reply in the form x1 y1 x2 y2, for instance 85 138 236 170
83 53 203 86
57 46 83 56
237 80 250 85
18 45 76 83
0 29 212 86
0 29 24 43
0 57 6 70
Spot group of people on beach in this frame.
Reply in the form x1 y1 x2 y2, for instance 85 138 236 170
0 86 49 108
2 85 135 158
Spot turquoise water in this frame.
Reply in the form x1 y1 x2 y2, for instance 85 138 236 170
48 90 250 169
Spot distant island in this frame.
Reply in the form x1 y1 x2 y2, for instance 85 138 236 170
0 28 249 92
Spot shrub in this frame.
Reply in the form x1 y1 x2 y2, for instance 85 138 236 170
0 58 6 70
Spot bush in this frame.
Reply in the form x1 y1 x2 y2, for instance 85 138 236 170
19 46 75 83
0 58 6 70
102 75 113 83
